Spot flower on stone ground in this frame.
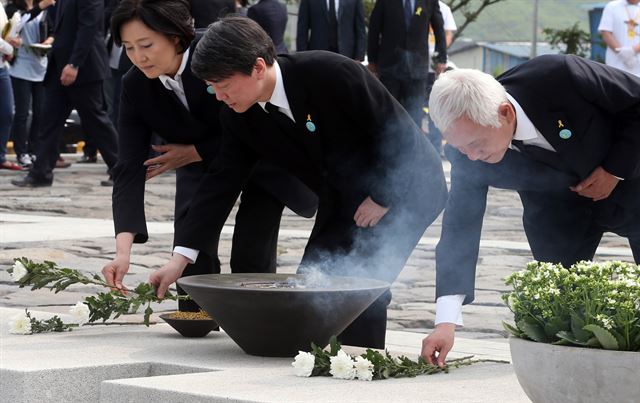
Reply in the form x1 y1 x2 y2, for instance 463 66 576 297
9 312 32 335
10 260 28 282
69 301 90 326
354 356 374 381
329 350 356 380
292 351 316 377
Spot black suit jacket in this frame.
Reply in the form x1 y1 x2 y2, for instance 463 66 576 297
174 51 447 254
190 0 236 28
436 54 640 304
112 42 316 243
296 0 365 60
45 0 110 86
248 0 288 54
368 0 446 79
104 0 133 72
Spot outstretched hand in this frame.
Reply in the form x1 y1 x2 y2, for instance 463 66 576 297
102 256 130 294
149 254 190 299
421 323 456 368
144 144 202 181
354 196 389 228
570 166 619 202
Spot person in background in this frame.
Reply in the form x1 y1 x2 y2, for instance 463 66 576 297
368 0 447 128
422 56 640 367
190 0 235 29
599 0 640 77
6 0 56 169
102 0 317 312
11 0 118 187
248 0 288 54
425 0 456 157
296 0 365 61
0 1 21 170
235 0 248 16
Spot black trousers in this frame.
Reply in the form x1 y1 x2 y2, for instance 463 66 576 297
522 190 640 265
380 74 427 129
29 79 118 181
10 77 44 157
425 72 443 154
175 162 285 311
299 142 447 349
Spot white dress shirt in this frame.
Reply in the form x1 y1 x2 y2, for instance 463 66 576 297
158 48 190 111
173 61 292 263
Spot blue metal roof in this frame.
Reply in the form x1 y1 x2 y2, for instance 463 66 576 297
481 42 562 59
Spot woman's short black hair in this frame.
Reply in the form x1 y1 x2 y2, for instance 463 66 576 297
111 0 195 54
191 16 276 82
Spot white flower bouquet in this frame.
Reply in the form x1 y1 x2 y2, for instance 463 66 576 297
503 261 640 351
6 258 188 334
291 336 482 381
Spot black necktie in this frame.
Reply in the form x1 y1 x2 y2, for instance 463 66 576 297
511 140 565 171
328 0 338 52
265 102 296 133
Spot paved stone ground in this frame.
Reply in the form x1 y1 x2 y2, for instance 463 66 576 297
0 155 634 341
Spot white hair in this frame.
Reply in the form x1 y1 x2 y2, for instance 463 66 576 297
428 68 508 134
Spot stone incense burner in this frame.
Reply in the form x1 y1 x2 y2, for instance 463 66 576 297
177 273 390 357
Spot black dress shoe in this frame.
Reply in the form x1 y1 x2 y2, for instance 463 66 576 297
100 177 114 187
78 155 98 163
11 175 53 188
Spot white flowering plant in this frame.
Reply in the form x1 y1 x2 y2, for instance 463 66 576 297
291 336 482 381
503 261 640 351
7 257 188 332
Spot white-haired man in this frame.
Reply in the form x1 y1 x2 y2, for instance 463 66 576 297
422 54 640 366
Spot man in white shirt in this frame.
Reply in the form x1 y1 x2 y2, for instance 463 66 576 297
422 56 640 367
599 0 640 76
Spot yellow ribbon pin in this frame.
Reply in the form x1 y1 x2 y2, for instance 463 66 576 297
416 6 422 16
558 120 564 128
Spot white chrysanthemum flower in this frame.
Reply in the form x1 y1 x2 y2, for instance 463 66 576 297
69 302 90 326
10 261 28 282
354 356 374 381
291 351 315 377
9 312 32 335
329 350 356 380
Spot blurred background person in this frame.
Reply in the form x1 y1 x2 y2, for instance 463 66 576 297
425 0 456 157
1 1 21 170
368 0 447 128
11 0 118 187
599 0 640 77
296 0 365 61
6 0 55 169
248 0 288 54
190 0 235 29
235 0 248 16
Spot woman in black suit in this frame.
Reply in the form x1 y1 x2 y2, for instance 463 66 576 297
102 0 316 310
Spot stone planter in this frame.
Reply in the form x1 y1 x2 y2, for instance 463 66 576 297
510 337 640 403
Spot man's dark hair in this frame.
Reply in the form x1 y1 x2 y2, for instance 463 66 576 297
111 0 195 54
191 16 276 82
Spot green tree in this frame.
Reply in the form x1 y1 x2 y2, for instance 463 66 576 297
543 22 591 57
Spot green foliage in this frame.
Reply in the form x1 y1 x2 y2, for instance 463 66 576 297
503 261 640 351
543 22 591 57
9 257 188 328
25 310 73 333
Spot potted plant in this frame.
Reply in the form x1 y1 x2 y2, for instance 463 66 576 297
503 261 640 403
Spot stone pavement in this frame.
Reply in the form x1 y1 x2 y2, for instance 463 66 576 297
0 155 635 402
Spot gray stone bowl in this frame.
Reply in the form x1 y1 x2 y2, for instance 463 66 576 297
177 273 390 357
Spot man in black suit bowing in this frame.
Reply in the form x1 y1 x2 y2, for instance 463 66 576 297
296 0 366 61
422 55 640 367
12 0 118 187
367 0 447 128
149 17 447 349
